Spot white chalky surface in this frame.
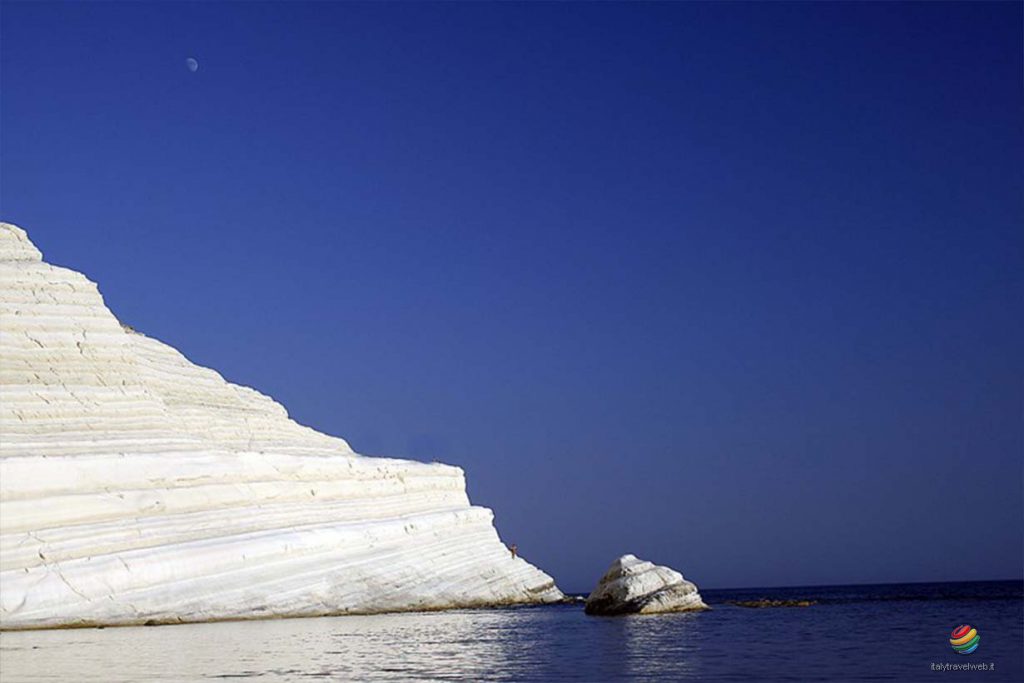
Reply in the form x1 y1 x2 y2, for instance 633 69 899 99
585 554 706 614
0 223 563 629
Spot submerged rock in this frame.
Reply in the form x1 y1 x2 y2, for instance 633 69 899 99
0 223 564 630
585 554 707 615
728 599 816 608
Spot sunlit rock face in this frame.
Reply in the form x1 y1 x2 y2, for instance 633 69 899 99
0 223 562 630
585 555 706 615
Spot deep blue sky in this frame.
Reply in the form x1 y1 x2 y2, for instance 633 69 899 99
2 2 1021 592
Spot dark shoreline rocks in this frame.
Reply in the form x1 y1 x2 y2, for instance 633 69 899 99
727 599 817 608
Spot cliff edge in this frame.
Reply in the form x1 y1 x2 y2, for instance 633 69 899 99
0 222 563 629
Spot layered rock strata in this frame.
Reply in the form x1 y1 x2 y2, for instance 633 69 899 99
585 554 706 615
0 223 563 629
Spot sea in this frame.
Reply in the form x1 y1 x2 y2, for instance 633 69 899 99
0 581 1020 682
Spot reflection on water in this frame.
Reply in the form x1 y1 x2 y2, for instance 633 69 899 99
0 607 706 682
2 585 1022 682
620 611 700 681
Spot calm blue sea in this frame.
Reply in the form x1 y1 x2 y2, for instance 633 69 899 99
1 581 1020 682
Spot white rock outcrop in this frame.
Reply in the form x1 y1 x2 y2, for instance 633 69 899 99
585 554 706 615
0 223 563 630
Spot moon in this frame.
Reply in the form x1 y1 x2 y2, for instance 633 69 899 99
186 57 199 73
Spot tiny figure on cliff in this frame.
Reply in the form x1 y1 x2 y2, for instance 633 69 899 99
508 544 518 559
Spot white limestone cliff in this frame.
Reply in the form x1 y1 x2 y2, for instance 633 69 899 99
0 222 563 630
585 554 706 615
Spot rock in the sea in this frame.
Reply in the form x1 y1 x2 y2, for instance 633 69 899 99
0 223 563 629
728 599 816 608
585 554 707 615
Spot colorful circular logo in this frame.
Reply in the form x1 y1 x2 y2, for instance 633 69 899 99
949 625 980 655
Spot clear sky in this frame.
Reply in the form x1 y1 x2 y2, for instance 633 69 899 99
2 2 1021 593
